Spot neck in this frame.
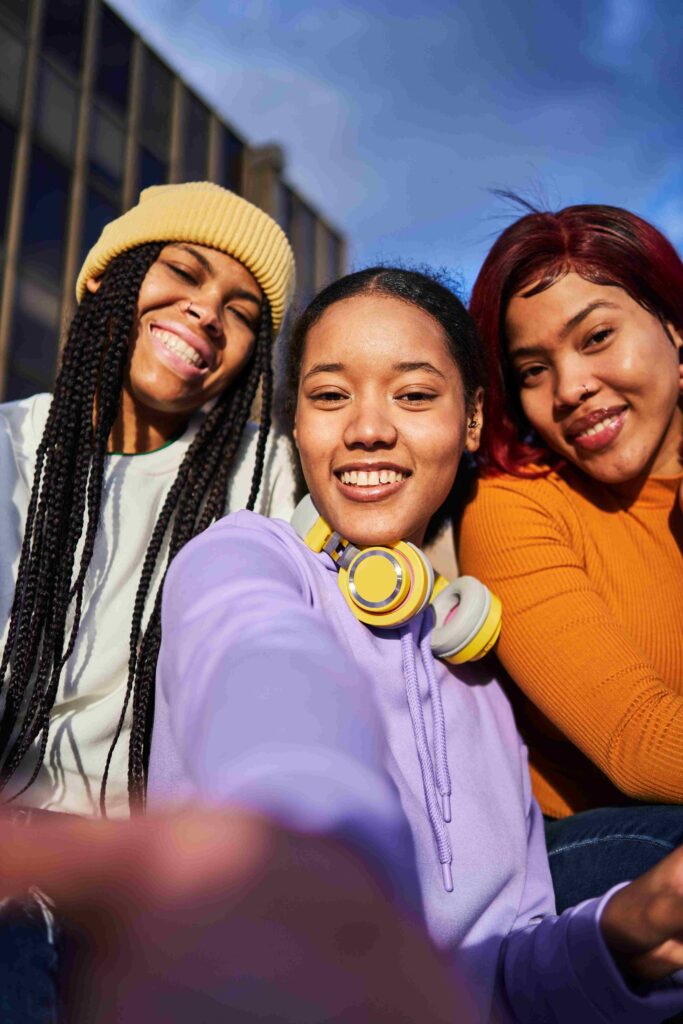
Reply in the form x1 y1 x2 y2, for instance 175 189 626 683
104 389 190 454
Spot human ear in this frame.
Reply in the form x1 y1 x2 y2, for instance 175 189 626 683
86 277 103 294
464 388 484 454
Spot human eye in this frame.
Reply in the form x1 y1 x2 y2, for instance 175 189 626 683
584 327 614 349
517 364 547 387
227 305 256 330
167 262 198 285
309 387 348 406
396 388 438 406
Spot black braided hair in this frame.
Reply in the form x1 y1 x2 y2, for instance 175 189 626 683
0 243 273 814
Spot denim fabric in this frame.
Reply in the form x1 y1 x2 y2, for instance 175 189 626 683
545 804 683 914
0 889 61 1024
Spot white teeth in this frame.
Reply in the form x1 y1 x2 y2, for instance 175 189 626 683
339 469 406 486
576 415 618 439
152 327 207 369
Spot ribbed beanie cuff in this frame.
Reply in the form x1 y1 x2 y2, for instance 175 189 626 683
76 182 296 334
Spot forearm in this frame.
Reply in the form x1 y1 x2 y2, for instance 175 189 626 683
501 894 683 1023
0 811 467 1024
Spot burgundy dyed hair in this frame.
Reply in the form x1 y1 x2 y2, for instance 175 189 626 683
470 201 683 476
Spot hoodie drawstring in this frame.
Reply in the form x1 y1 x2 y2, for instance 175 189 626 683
420 630 453 824
400 625 453 892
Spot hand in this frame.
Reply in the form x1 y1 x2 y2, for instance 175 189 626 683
0 809 469 1023
600 845 683 981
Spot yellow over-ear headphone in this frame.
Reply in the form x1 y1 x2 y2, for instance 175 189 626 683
290 495 502 664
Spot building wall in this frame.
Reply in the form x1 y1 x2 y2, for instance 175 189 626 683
0 0 345 401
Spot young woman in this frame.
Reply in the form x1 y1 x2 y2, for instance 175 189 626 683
0 181 295 1019
142 267 683 1022
0 181 296 819
457 203 683 910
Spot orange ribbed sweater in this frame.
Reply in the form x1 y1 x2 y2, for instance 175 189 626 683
458 467 683 818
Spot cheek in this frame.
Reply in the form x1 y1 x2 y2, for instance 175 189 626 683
519 389 553 435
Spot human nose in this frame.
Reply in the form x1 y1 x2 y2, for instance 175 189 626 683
342 395 397 450
184 296 221 337
553 357 598 409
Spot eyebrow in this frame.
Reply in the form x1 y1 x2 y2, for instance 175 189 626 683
560 300 620 338
509 300 621 360
393 360 446 379
302 362 344 381
169 244 262 307
302 359 447 382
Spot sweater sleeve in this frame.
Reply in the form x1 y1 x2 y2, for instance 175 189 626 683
154 513 419 906
458 477 683 803
500 771 683 1022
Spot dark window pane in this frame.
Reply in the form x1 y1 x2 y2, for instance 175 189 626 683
95 6 132 115
7 273 61 389
293 200 316 304
181 92 209 181
276 182 293 237
218 125 243 193
324 228 341 286
138 146 167 192
20 145 70 284
0 21 24 118
0 115 17 244
35 61 78 164
0 0 31 33
5 366 42 400
81 185 117 264
140 49 172 157
89 105 124 194
41 0 86 74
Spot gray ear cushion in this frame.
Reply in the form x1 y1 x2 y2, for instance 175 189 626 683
290 494 320 541
404 542 435 616
430 576 491 659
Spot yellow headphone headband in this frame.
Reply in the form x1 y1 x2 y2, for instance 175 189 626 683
290 496 502 663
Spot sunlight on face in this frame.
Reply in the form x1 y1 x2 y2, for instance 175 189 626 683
506 272 683 485
294 293 482 548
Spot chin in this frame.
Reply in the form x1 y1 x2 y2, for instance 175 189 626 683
570 454 647 487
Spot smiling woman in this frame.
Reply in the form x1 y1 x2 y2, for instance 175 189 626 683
144 266 683 1022
0 181 296 1019
458 202 683 911
0 183 296 824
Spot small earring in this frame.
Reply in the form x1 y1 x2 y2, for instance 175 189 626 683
468 416 478 429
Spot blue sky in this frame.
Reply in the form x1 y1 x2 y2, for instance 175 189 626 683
110 0 683 294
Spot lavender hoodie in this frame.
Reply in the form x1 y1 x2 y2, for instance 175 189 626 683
149 511 683 1022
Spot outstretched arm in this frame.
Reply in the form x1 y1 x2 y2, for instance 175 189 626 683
499 755 683 1022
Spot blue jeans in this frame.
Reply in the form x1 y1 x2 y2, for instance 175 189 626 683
545 804 683 914
0 889 61 1023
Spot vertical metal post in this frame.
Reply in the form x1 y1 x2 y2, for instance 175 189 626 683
122 35 144 211
169 77 184 183
58 0 100 334
0 0 44 398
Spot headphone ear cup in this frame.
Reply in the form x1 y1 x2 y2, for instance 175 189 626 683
339 542 434 628
403 542 434 617
430 576 502 664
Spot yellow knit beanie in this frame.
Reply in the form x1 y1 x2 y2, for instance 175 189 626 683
76 182 296 334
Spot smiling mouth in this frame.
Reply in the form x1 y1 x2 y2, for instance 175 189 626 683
151 326 209 371
570 409 628 452
338 469 408 486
